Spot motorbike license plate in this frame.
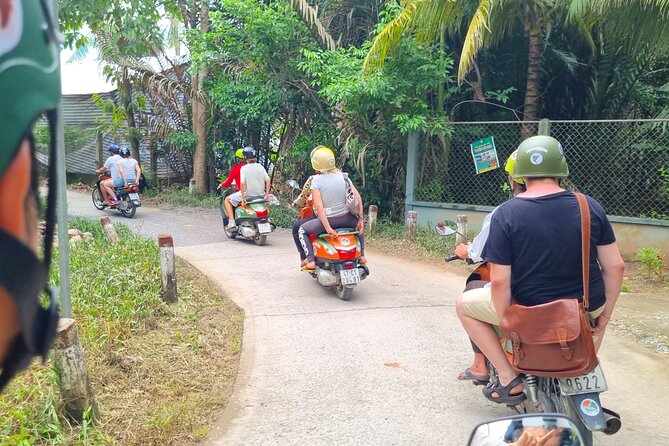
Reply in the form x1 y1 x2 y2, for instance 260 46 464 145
257 222 272 234
340 269 360 285
129 193 140 200
558 364 608 395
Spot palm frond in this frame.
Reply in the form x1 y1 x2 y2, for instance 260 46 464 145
362 2 417 74
289 0 337 51
457 0 492 82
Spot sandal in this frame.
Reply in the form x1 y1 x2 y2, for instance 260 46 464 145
457 368 489 385
483 375 526 405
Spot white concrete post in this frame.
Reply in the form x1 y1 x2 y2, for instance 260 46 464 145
100 216 118 244
456 215 468 246
368 205 378 233
159 234 177 303
53 318 97 423
406 210 417 241
188 178 197 195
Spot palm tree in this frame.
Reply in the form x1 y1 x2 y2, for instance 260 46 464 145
364 0 669 127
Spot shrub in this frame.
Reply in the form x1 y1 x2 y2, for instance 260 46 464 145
636 247 666 280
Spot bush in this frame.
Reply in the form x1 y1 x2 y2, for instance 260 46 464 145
269 203 299 228
636 247 666 280
369 217 458 260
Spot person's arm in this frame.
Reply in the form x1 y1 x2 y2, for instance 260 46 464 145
350 182 365 233
467 211 494 262
134 163 141 185
264 177 271 201
294 177 313 207
490 263 513 318
97 158 110 174
312 189 337 237
593 242 625 335
118 163 127 185
220 166 236 188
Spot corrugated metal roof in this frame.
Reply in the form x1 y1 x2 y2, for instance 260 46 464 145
62 91 117 127
36 92 181 180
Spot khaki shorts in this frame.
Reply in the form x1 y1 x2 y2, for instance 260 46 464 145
461 287 605 325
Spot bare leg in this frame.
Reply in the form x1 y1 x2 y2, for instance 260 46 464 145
102 179 117 201
225 196 235 221
99 183 109 202
456 295 522 396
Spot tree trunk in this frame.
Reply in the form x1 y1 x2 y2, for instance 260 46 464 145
522 29 543 138
191 1 209 195
121 69 141 162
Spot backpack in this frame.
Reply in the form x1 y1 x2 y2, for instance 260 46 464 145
343 173 360 216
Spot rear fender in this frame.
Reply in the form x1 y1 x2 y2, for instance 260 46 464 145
568 392 608 432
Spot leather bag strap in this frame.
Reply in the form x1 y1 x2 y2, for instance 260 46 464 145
575 193 591 310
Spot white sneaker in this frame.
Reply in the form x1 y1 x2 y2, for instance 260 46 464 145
226 220 237 230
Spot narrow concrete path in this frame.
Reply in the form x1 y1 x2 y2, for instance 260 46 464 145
67 190 669 445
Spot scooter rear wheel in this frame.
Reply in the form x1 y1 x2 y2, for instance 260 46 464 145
254 234 267 246
119 196 136 218
336 284 353 301
92 187 106 210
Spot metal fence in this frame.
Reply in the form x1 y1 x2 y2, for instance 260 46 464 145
414 119 669 219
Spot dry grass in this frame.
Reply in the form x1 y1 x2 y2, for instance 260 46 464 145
89 258 243 445
0 224 243 445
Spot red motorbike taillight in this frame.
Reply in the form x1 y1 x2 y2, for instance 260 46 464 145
337 248 357 260
343 263 355 270
256 209 268 218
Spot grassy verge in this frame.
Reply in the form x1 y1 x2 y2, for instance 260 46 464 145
0 218 243 445
142 186 221 209
367 218 459 263
141 186 298 229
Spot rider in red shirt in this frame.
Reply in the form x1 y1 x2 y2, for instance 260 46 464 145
219 148 245 191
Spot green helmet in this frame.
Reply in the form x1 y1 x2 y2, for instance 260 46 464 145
235 148 244 159
0 0 61 176
513 135 569 179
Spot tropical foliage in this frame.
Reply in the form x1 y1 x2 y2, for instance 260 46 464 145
60 0 669 215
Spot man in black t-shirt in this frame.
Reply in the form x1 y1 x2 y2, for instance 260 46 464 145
455 135 625 405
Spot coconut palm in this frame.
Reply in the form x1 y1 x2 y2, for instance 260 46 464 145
364 0 669 124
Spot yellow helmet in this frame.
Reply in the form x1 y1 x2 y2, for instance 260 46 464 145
235 148 245 159
504 150 525 185
310 145 336 171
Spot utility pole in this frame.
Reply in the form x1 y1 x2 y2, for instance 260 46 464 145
52 0 72 317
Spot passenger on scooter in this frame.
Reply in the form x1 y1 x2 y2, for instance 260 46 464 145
298 147 366 271
455 136 624 405
117 147 141 188
95 144 122 205
0 0 61 391
455 151 526 385
291 147 331 267
225 147 271 230
219 148 245 191
292 173 317 268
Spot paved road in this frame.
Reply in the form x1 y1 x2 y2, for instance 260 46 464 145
68 191 669 445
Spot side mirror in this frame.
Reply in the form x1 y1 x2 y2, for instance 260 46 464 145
468 414 586 446
435 220 457 237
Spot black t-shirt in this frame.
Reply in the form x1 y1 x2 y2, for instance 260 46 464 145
482 191 616 311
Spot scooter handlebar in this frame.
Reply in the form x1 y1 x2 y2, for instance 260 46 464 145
444 255 475 265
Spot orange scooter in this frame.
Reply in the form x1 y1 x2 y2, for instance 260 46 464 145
300 199 369 301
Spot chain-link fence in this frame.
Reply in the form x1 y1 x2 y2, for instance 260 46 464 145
414 119 669 219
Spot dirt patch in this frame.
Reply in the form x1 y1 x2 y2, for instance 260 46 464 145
91 258 243 445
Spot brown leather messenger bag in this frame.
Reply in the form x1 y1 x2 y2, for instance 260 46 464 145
499 192 598 377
